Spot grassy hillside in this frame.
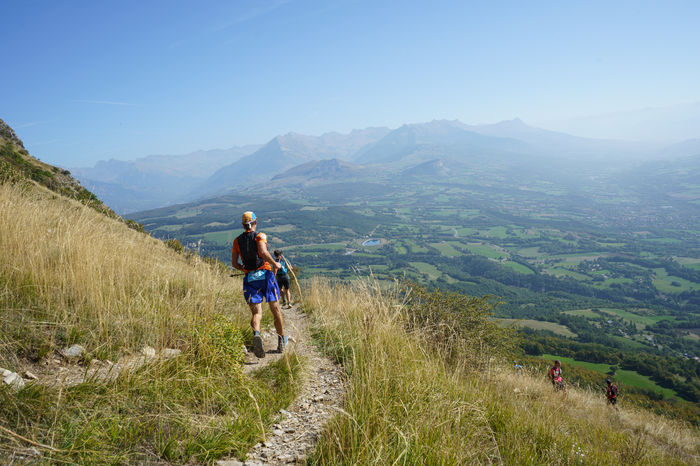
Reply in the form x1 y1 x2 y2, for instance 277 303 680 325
303 278 699 465
0 180 301 463
0 118 114 217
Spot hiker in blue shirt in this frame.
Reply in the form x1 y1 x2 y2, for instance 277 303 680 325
274 250 292 308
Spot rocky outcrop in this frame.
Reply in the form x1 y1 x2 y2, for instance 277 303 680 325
0 118 25 149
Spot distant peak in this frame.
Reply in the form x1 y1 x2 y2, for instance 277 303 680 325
497 117 527 127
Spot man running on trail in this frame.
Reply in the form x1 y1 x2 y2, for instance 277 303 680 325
549 360 565 391
232 211 287 358
605 378 618 409
273 250 292 308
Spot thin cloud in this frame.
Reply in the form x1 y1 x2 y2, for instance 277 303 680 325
29 139 63 146
15 121 44 128
212 0 292 32
73 99 138 107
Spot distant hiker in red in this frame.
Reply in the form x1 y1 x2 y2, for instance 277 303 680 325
606 378 618 409
550 360 566 392
232 211 287 357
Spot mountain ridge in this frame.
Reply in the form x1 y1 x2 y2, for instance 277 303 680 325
64 118 700 213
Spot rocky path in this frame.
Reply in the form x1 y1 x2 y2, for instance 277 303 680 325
2 345 182 390
218 304 346 466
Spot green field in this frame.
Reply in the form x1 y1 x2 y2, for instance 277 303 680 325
404 238 428 253
602 308 675 326
502 261 535 274
464 242 506 259
266 224 296 233
676 257 700 271
394 242 408 254
456 227 476 236
172 207 200 218
564 308 675 329
517 247 541 257
202 229 235 245
653 267 700 293
410 261 442 280
155 224 183 232
485 226 508 238
499 319 576 338
430 242 462 257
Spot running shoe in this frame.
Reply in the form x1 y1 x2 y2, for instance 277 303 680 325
252 334 265 358
277 335 288 353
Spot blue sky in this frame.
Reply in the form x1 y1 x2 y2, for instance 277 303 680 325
2 0 700 166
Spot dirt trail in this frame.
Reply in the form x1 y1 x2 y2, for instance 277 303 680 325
13 304 344 465
21 348 181 389
218 304 346 465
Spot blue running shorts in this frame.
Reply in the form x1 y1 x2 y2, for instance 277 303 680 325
243 269 280 304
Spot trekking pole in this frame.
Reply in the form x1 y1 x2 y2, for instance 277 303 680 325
281 254 303 302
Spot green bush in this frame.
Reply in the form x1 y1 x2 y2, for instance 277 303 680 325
402 281 513 368
165 238 185 254
125 219 146 233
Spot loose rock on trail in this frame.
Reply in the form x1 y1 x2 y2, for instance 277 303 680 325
218 304 346 466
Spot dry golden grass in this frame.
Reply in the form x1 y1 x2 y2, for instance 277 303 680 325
304 277 700 465
0 182 246 362
488 366 699 464
0 181 302 463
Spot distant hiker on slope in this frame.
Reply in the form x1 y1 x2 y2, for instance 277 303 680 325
605 378 619 410
513 361 523 377
549 360 566 392
232 211 287 357
273 249 292 308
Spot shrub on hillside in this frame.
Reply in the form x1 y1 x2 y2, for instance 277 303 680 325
165 238 185 253
402 281 514 368
125 218 146 233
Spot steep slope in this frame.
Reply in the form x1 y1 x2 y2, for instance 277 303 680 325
0 167 302 462
303 278 699 464
0 117 114 216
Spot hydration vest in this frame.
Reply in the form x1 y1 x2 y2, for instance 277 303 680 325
278 259 289 275
237 231 264 271
607 384 618 399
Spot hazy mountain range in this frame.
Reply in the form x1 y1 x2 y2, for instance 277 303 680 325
73 145 261 213
71 119 700 214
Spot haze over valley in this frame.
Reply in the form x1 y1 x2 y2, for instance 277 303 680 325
3 2 700 460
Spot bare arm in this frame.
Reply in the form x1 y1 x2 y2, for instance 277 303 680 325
257 239 281 273
232 246 245 271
